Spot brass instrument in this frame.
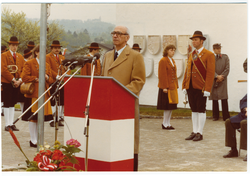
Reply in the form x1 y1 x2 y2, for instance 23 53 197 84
7 65 18 73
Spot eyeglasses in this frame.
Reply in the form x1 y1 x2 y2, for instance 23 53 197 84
111 31 128 36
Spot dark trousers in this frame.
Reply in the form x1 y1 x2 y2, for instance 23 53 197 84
212 99 230 120
225 119 247 150
50 83 64 106
1 82 18 107
187 81 207 113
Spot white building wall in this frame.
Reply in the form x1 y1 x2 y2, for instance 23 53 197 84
115 3 247 112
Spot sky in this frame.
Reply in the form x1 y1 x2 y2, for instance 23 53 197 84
1 3 117 24
1 0 247 24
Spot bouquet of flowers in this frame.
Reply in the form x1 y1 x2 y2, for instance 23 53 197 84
27 139 82 171
8 128 82 171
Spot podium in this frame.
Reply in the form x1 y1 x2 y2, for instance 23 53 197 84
64 75 138 171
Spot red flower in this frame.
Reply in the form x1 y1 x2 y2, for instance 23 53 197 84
34 153 43 163
44 150 53 158
52 150 64 161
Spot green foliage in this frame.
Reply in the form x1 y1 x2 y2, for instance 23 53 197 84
1 7 40 53
139 106 239 117
2 8 113 55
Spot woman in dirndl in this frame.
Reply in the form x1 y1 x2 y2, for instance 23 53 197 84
157 44 179 130
21 45 54 147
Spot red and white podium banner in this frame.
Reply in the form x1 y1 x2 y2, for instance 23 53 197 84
64 76 137 171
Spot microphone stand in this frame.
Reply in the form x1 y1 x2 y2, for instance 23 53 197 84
83 58 96 172
27 63 85 123
13 62 76 125
53 65 63 142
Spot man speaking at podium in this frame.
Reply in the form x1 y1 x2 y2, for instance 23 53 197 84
102 25 146 171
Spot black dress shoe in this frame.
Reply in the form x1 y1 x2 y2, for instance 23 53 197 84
11 125 19 131
30 141 37 148
223 149 238 158
59 116 64 121
185 132 196 140
193 133 203 141
58 120 64 126
50 121 55 127
5 126 11 131
162 124 168 129
168 126 175 130
243 155 247 161
1 112 4 116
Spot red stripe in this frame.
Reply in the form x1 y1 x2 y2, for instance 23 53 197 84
64 77 135 120
67 157 134 171
194 58 206 80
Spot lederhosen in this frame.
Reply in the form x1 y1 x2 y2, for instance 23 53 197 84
187 50 207 113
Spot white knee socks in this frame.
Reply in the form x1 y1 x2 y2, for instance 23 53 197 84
191 112 198 133
29 122 37 144
197 112 206 135
4 108 10 126
163 110 172 127
19 102 24 113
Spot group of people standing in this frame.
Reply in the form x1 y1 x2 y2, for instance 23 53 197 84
156 30 247 161
1 37 68 148
1 26 247 171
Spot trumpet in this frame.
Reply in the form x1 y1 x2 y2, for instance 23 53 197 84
183 94 188 108
7 65 18 73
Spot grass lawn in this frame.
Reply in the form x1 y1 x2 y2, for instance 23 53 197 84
14 104 239 118
139 106 239 117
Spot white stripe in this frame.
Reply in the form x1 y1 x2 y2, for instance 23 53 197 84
64 116 134 162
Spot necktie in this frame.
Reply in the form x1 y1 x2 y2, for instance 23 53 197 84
13 53 16 62
114 52 118 61
56 55 59 62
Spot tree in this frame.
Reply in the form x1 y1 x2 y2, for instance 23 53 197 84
1 8 40 53
46 20 67 49
1 7 67 54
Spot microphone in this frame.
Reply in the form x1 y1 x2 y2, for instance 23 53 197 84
93 53 100 60
61 57 77 66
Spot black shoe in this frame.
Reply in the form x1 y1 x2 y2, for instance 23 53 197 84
1 112 4 116
50 121 55 127
59 116 64 122
11 125 19 131
168 126 175 130
162 124 168 129
5 126 11 131
213 117 219 121
185 132 196 140
193 133 203 141
223 149 238 158
30 141 37 148
58 120 64 126
243 155 247 161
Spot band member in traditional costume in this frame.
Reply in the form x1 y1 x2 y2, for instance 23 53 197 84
182 31 215 141
46 40 66 127
81 42 101 76
157 44 178 130
1 46 8 116
1 36 25 131
16 49 33 113
102 25 146 171
27 41 35 50
21 45 54 147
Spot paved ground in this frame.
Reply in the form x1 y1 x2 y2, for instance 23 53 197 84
1 110 248 173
